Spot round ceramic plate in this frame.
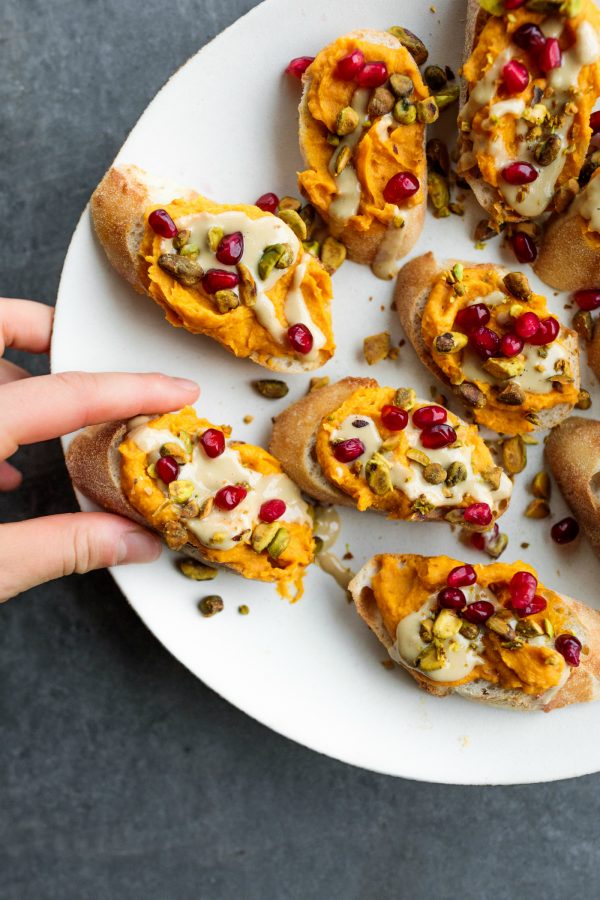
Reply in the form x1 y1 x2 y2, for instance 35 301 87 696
53 0 600 784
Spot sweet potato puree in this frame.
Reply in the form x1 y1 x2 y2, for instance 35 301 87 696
298 36 428 232
372 555 569 694
119 408 314 595
422 266 579 434
139 198 334 366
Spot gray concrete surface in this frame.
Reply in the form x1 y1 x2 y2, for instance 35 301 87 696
1 1 599 897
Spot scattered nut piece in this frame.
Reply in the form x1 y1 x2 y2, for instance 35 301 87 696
253 379 289 399
389 73 414 97
320 236 346 273
434 331 467 354
423 463 447 484
483 355 526 380
525 498 551 519
243 415 254 424
457 382 486 409
393 99 417 124
497 382 525 406
237 263 257 307
336 106 360 135
277 209 307 241
394 387 416 409
503 272 532 301
416 97 439 124
308 376 330 394
368 87 395 118
214 289 239 313
501 436 526 475
238 604 250 615
178 559 218 581
278 196 302 212
446 461 467 486
199 595 224 617
388 26 428 65
576 389 592 410
531 471 551 500
158 253 203 286
363 332 391 365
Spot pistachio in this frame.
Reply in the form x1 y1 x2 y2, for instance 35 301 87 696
482 466 502 490
579 154 600 187
178 559 218 581
426 138 450 176
238 604 250 615
168 480 195 504
146 462 157 479
394 387 416 409
503 271 532 301
236 262 257 307
251 523 279 553
459 621 479 641
198 497 214 519
258 245 285 280
550 358 574 385
326 132 339 146
389 73 414 98
333 144 352 175
485 530 508 559
457 382 487 409
515 619 545 639
576 388 592 410
535 134 562 167
428 172 450 217
336 105 360 136
363 332 391 365
487 615 514 638
433 84 459 111
445 509 466 524
420 619 434 643
302 240 320 256
277 244 295 269
434 331 468 354
483 355 526 380
423 463 447 485
531 471 551 499
446 461 467 486
543 618 555 639
180 499 201 519
525 412 541 427
418 644 445 672
573 310 593 341
198 595 224 617
163 520 189 551
173 229 191 251
553 177 579 212
497 382 526 406
207 226 224 252
446 263 463 284
278 196 302 212
526 0 581 14
525 498 551 519
267 526 290 558
157 253 204 286
277 209 307 241
388 26 428 65
214 289 240 313
365 453 393 495
433 608 462 639
424 65 447 92
474 218 501 243
392 99 417 125
407 448 431 466
509 302 526 320
160 442 187 464
320 235 347 273
253 379 289 399
298 203 317 238
180 243 200 258
368 86 395 118
411 495 435 517
417 97 439 124
308 376 329 393
501 435 526 474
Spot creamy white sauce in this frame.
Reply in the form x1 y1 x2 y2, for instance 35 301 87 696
500 116 572 218
460 48 513 123
372 206 416 281
549 20 600 91
571 170 600 232
488 98 525 120
329 87 371 223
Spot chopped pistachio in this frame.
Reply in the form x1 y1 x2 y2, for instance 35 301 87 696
214 289 240 313
365 453 393 495
482 466 502 490
251 522 279 553
336 105 360 135
388 26 428 65
198 497 214 520
411 495 435 517
416 97 439 124
497 382 526 406
163 520 189 551
483 355 526 380
525 498 551 519
277 209 307 240
392 99 417 125
428 172 450 217
333 144 352 175
320 236 346 273
238 604 250 615
531 471 551 500
485 530 508 559
146 462 157 479
267 527 290 558
308 376 330 393
198 595 224 617
446 461 467 486
426 137 450 175
168 480 195 504
278 196 302 212
253 379 289 399
503 271 532 301
576 389 592 410
258 244 285 280
501 436 526 474
394 387 416 409
535 133 562 167
407 448 431 466
363 331 391 365
158 253 203 286
368 86 395 118
178 559 218 581
516 619 544 639
173 229 191 251
457 382 487 409
487 615 514 638
433 609 461 639
423 463 447 484
420 619 434 643
433 84 459 110
237 262 257 307
573 310 593 342
424 64 447 91
389 73 414 97
544 618 555 639
302 240 320 256
180 499 201 519
207 226 224 252
459 621 479 640
418 644 445 672
160 442 187 464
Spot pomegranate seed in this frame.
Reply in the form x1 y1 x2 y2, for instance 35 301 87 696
551 516 579 544
502 59 529 94
383 172 420 205
412 405 447 429
505 0 526 7
528 316 559 345
288 323 313 354
155 455 179 484
148 208 178 239
515 311 540 340
502 162 538 186
500 332 524 357
420 423 457 449
513 23 546 54
335 49 365 80
469 325 500 359
438 586 466 610
463 503 492 527
461 600 495 624
447 564 477 588
285 56 314 78
517 594 547 617
333 438 365 463
512 231 537 263
454 303 490 333
470 533 486 551
591 110 600 135
216 231 244 265
259 499 286 523
539 37 561 73
509 570 537 610
555 633 582 666
214 484 247 511
356 61 388 88
200 428 225 458
381 404 408 431
255 192 279 213
574 289 600 311
202 269 240 294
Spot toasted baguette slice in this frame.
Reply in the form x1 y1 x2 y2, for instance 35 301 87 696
91 164 334 373
297 29 426 279
395 252 580 434
350 554 600 712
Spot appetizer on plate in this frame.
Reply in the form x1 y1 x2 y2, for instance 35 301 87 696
297 29 430 279
270 377 512 528
91 165 335 372
66 406 315 599
458 0 600 223
350 554 600 711
395 252 580 434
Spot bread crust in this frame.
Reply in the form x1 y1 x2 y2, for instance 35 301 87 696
350 554 600 711
534 211 600 291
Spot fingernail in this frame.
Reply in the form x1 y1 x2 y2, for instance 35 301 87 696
171 377 199 392
117 530 162 564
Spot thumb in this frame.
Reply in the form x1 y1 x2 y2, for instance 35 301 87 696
0 512 162 601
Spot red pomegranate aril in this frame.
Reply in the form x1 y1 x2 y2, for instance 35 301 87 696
555 633 582 666
505 0 526 7
513 23 546 54
200 428 225 459
502 162 538 185
574 289 600 311
288 323 314 354
509 570 537 610
454 303 490 333
420 423 457 449
383 172 420 205
216 231 244 265
356 61 388 88
335 49 365 80
259 499 286 523
512 231 537 264
515 311 540 340
333 438 365 463
528 316 559 345
500 332 524 357
148 208 178 239
517 594 547 618
469 325 500 359
461 600 495 624
539 37 561 73
285 56 314 78
502 59 529 94
255 192 279 213
447 564 477 588
214 484 247 511
202 269 240 294
551 516 580 544
412 405 447 428
381 404 409 431
155 455 179 484
438 586 466 610
464 503 492 527
470 532 486 551
591 110 600 135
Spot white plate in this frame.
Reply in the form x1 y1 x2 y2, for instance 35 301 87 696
52 0 600 784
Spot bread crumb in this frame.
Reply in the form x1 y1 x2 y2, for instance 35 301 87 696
238 604 250 615
430 4 437 10
380 659 395 670
521 542 530 549
363 331 391 365
388 347 399 361
243 414 254 424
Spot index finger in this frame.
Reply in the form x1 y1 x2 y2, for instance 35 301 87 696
0 370 200 459
0 299 54 355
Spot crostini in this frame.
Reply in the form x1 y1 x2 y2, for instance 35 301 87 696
91 165 334 372
66 406 315 599
395 252 580 435
296 29 430 279
458 0 600 224
270 377 512 529
350 553 600 711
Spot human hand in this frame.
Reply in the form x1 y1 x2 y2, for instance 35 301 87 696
0 299 200 600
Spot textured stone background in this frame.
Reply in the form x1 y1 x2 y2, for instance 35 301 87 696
1 1 599 897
